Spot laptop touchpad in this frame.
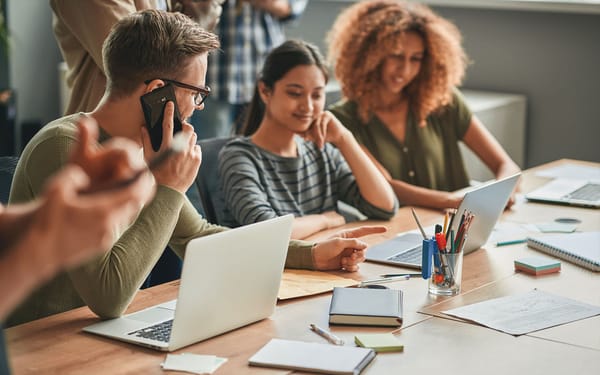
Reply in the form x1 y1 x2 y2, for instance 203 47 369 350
129 307 174 323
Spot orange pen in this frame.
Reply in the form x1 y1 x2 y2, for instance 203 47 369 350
435 232 447 252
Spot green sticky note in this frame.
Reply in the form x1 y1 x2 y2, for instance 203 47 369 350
354 333 404 353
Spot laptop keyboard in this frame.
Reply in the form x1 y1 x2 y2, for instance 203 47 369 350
565 183 600 201
128 319 173 343
387 246 422 264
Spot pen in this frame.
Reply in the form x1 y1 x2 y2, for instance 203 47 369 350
309 324 344 346
445 209 456 241
496 239 527 247
379 273 422 278
359 275 410 287
411 208 428 239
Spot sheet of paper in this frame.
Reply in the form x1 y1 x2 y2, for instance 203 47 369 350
443 289 600 336
161 353 227 374
488 221 538 243
534 164 600 180
278 269 358 300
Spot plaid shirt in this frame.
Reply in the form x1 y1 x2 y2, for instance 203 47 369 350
207 0 308 104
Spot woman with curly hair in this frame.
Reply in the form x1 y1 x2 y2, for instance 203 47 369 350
328 0 520 209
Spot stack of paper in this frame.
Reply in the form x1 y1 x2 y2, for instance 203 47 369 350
514 257 561 275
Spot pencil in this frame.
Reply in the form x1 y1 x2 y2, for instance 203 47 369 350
411 208 428 239
443 212 449 236
496 239 526 247
445 209 456 241
379 273 423 278
359 275 411 287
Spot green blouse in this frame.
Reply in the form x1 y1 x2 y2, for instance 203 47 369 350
329 90 472 192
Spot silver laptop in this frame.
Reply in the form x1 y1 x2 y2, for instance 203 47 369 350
525 179 600 208
83 215 293 351
366 174 521 268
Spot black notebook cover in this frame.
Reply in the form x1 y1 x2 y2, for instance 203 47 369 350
329 287 403 327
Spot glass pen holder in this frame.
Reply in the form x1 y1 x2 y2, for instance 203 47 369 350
422 237 466 296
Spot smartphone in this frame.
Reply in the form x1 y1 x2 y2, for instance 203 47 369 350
140 84 183 152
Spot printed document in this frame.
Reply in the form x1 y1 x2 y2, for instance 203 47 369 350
443 289 600 335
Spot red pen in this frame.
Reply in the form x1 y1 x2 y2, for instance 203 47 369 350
435 232 447 252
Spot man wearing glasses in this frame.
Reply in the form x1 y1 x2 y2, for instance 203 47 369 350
7 10 376 327
7 10 217 326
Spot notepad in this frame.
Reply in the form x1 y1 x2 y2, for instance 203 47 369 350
278 269 358 300
329 287 403 327
248 338 375 375
527 232 600 272
354 333 404 353
514 256 561 276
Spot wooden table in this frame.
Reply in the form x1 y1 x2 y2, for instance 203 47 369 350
6 159 600 374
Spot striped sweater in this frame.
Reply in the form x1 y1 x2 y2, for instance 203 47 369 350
218 136 396 227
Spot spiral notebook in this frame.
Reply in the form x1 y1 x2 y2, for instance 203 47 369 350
526 232 600 272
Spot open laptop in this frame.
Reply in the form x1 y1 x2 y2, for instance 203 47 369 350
83 215 293 351
366 173 521 268
525 179 600 208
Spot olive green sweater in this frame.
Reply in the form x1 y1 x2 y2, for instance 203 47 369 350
6 114 313 326
329 89 472 193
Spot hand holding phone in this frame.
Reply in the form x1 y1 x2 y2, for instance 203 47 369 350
140 84 183 151
83 132 188 194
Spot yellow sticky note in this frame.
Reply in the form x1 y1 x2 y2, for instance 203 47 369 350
354 333 404 353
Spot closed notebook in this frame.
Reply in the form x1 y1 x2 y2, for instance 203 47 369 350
354 333 404 353
527 232 600 272
329 287 403 327
248 338 375 375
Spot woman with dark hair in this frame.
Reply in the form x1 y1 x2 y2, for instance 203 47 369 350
219 40 397 239
328 0 520 210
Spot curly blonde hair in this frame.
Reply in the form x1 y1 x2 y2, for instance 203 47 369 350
327 0 467 125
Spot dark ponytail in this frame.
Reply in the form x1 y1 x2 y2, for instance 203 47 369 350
238 39 329 136
239 85 265 136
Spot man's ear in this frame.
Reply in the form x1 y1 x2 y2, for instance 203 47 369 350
257 81 271 104
143 79 166 94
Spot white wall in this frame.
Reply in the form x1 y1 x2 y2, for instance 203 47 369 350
287 1 600 167
7 0 62 150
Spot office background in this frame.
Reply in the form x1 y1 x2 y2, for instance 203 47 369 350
1 0 599 166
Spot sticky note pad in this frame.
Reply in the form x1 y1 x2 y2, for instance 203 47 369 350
354 333 404 353
514 256 561 276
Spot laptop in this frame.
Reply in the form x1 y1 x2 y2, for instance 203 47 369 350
83 215 293 351
525 179 600 208
366 173 521 268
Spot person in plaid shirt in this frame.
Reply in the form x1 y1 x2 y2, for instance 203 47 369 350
193 0 308 138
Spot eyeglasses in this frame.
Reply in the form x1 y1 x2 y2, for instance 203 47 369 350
145 78 211 106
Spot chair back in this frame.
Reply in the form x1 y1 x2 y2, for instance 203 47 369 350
196 137 234 224
0 156 19 204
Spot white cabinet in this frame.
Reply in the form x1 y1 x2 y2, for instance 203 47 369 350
461 89 526 182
